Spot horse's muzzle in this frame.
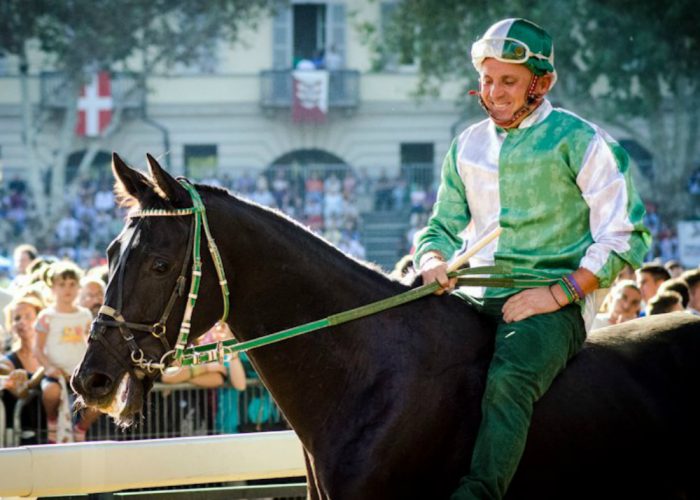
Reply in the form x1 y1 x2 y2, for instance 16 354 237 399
71 367 118 401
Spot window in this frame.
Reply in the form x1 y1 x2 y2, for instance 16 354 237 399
184 145 218 180
272 2 346 70
380 2 417 71
293 3 327 66
400 143 434 187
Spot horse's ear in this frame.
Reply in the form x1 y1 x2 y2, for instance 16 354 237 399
112 152 151 201
146 153 189 206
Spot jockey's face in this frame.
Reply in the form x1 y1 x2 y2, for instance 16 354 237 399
479 58 551 127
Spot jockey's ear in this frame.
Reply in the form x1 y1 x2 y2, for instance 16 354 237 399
112 152 151 201
146 153 189 206
537 73 554 95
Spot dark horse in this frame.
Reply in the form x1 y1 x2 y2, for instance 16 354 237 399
73 153 700 500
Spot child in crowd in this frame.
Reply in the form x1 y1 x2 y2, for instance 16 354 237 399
33 261 99 443
160 322 246 390
160 321 247 433
9 244 38 291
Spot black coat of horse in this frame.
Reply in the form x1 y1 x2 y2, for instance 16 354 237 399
73 154 700 500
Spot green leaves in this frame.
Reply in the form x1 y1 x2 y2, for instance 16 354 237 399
1 0 273 83
376 0 700 219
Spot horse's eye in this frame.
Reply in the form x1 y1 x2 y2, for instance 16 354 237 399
152 259 169 274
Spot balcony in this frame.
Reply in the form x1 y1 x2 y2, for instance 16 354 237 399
40 71 144 109
260 69 360 110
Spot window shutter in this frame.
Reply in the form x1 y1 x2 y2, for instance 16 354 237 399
327 3 346 66
272 2 292 69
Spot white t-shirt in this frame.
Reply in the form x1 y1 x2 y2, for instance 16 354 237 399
35 306 92 374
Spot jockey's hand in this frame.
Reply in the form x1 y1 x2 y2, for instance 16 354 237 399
420 256 457 296
502 286 561 323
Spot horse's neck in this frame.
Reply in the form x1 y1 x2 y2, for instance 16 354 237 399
216 198 402 436
219 197 397 325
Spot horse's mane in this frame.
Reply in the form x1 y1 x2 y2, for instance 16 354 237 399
115 175 408 290
206 184 407 290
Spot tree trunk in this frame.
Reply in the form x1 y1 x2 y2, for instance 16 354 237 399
19 47 49 238
49 81 79 226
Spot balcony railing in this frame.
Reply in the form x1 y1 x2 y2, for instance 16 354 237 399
260 69 360 110
40 71 144 109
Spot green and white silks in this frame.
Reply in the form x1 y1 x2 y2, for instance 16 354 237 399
414 99 651 329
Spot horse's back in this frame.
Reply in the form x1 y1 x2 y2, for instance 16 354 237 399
511 313 700 499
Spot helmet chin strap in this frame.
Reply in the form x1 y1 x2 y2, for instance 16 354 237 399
470 74 545 129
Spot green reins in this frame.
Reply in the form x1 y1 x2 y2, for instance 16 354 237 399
136 180 555 369
178 265 555 367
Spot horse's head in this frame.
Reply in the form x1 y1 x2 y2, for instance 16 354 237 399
72 153 224 426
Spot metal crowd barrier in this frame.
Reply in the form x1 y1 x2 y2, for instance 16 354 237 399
0 379 287 446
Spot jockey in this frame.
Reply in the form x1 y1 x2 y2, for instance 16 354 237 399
413 18 650 500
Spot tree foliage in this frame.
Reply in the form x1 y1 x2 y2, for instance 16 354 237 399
371 0 700 221
0 0 273 244
2 0 273 83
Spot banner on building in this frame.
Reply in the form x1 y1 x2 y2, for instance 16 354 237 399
76 71 113 137
292 70 329 123
678 220 700 267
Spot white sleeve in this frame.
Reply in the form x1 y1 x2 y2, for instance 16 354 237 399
576 133 635 275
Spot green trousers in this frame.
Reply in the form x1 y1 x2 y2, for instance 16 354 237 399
451 297 586 500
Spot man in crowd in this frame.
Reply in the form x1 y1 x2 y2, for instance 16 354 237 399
636 263 671 310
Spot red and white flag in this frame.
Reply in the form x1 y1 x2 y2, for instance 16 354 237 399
76 71 113 137
292 70 329 123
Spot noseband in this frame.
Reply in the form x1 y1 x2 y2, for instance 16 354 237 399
90 179 230 376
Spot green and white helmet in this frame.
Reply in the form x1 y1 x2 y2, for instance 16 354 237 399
471 18 557 87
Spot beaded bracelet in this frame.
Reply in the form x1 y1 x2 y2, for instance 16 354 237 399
566 273 585 300
557 279 575 304
561 275 582 302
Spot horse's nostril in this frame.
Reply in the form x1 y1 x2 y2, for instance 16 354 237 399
84 372 116 398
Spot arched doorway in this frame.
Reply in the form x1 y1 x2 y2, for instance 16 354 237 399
265 148 359 234
266 148 354 208
271 149 346 166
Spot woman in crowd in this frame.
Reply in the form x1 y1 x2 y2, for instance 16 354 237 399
591 280 642 330
0 289 45 444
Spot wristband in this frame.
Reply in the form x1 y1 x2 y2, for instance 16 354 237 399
420 254 445 268
549 284 566 308
565 273 585 300
561 275 581 302
557 280 574 304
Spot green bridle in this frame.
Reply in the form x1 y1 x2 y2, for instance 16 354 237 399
93 179 229 374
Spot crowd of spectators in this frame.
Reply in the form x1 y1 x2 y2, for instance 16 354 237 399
0 247 285 444
0 166 438 272
0 165 439 445
1 163 697 445
643 202 680 263
591 260 700 330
